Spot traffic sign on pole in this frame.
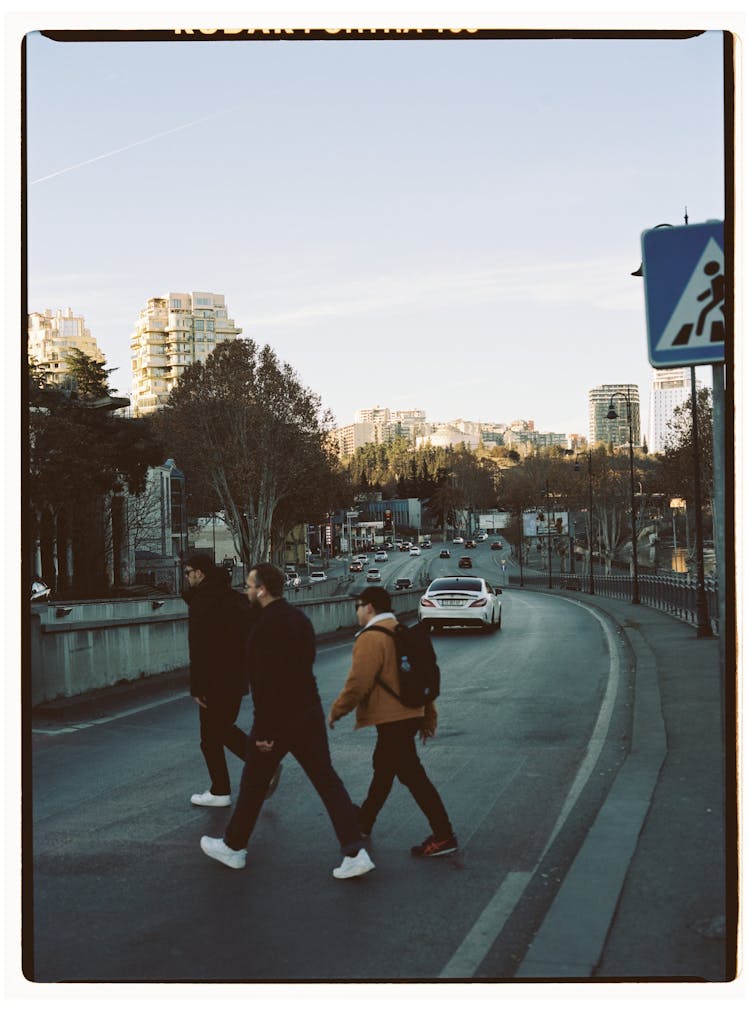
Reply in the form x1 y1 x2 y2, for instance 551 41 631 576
641 221 725 367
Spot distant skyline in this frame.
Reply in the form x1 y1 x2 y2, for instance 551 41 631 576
24 23 727 436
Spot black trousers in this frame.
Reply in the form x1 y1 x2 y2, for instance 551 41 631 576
199 695 248 796
358 717 453 839
224 705 362 856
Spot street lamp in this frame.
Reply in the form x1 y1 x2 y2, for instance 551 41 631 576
605 392 640 604
574 450 596 595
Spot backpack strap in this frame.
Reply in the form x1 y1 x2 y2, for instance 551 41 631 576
360 625 403 703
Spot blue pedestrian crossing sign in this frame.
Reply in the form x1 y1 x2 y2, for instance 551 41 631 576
640 221 725 367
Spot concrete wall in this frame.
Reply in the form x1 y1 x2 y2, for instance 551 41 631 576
30 589 423 707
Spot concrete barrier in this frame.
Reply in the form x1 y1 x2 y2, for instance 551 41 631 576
30 588 424 706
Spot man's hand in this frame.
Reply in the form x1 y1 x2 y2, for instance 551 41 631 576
194 696 208 709
255 739 275 752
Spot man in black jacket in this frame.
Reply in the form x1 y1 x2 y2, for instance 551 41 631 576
200 562 374 879
183 554 280 807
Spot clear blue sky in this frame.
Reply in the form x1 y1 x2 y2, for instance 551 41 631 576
25 26 726 436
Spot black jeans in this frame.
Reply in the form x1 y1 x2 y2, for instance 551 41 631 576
224 705 362 856
358 717 453 839
199 695 248 796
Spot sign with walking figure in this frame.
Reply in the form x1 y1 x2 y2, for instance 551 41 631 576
640 221 725 367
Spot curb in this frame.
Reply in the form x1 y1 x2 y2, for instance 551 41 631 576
515 610 667 977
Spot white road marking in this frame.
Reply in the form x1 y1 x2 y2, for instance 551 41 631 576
439 597 622 978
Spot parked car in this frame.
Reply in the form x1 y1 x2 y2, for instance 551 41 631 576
349 560 364 573
366 568 382 583
374 550 388 562
394 577 413 590
491 541 503 551
458 556 473 569
310 570 327 582
418 575 502 632
439 549 451 559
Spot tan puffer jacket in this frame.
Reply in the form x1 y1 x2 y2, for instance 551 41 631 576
329 617 437 733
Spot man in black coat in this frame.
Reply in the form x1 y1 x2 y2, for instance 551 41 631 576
199 562 374 879
183 554 280 807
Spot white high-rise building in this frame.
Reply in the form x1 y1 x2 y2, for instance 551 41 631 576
28 308 105 386
647 368 693 453
130 291 242 416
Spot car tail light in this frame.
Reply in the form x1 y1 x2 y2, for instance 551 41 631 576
421 597 436 607
469 597 488 607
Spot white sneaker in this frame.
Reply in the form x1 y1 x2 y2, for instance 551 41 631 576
191 790 231 807
200 835 246 869
332 848 375 880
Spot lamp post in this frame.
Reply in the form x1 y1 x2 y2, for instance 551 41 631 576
574 450 596 595
606 393 640 604
544 480 553 589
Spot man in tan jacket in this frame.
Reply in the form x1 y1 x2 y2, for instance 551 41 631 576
328 586 458 857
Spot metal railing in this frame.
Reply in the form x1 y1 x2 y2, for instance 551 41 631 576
508 568 719 634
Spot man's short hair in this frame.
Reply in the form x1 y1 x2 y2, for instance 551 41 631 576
251 562 285 598
356 586 392 613
186 553 216 576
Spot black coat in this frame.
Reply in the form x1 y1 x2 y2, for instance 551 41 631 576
247 598 321 742
182 570 256 699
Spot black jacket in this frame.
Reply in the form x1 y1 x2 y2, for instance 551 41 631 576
182 570 256 699
247 598 321 742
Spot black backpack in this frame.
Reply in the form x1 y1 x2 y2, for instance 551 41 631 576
364 622 440 708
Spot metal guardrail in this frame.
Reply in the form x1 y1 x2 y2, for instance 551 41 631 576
508 568 719 634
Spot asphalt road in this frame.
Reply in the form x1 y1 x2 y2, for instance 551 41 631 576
29 541 634 982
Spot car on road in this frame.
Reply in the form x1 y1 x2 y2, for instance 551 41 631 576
439 549 451 559
31 578 51 602
349 560 364 572
393 577 413 590
458 556 473 569
475 533 488 542
285 573 301 588
399 542 412 552
491 541 503 551
409 546 421 557
355 554 368 565
465 539 476 549
374 550 388 562
452 536 464 544
418 575 502 632
310 570 327 583
366 567 382 582
421 541 432 549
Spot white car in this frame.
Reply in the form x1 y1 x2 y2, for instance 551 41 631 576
355 554 368 566
310 570 327 583
452 536 464 544
418 576 502 632
366 568 382 582
409 546 421 556
374 550 388 562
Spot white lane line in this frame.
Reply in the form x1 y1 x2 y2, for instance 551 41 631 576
31 693 186 735
439 599 622 978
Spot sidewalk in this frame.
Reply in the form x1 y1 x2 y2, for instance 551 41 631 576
515 588 734 981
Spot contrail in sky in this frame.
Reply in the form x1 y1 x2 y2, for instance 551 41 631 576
30 107 242 185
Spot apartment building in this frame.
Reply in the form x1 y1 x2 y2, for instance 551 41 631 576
647 368 693 454
28 308 105 386
333 422 377 457
130 291 242 416
588 384 641 448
